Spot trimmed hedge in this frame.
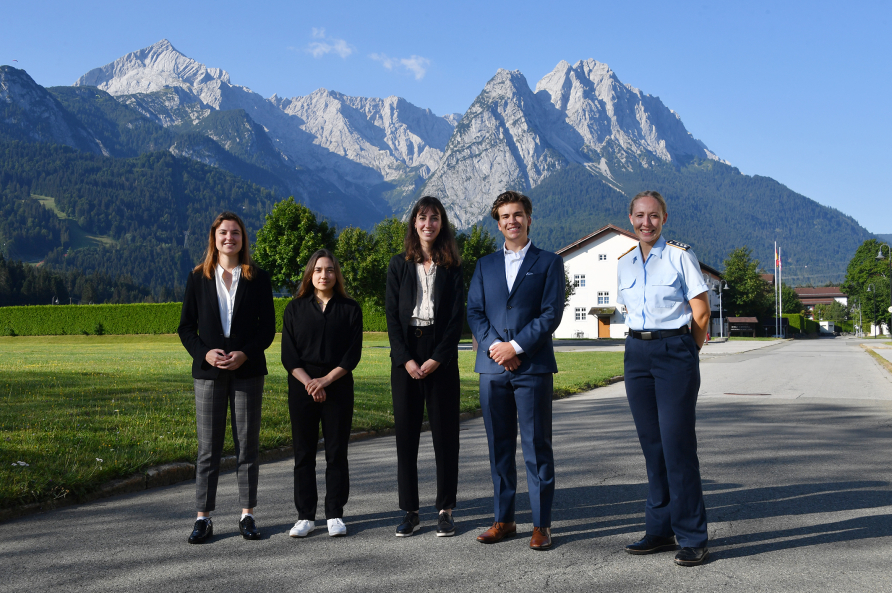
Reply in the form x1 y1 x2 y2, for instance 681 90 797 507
0 298 389 336
783 314 819 336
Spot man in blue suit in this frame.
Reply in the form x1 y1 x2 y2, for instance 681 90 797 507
467 190 565 550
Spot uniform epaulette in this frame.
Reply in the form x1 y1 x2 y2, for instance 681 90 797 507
666 239 690 251
618 245 637 260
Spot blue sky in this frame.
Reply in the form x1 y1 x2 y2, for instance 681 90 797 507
3 0 891 234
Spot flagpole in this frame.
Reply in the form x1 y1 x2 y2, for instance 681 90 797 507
775 241 779 338
779 246 783 336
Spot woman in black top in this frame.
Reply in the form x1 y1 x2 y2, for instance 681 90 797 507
178 211 275 544
385 196 464 537
281 249 362 538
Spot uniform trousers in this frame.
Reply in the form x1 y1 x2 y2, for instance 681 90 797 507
288 368 354 520
194 373 264 512
391 327 460 512
479 372 555 528
624 332 708 548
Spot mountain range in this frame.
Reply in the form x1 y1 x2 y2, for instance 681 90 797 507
0 39 878 288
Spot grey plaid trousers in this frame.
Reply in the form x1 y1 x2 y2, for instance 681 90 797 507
194 374 264 512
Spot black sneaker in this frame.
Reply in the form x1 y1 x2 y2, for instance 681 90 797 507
239 515 260 540
188 518 213 544
436 512 455 537
395 511 420 537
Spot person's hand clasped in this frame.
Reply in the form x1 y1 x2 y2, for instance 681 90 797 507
418 359 440 377
212 350 247 371
404 359 425 380
490 342 521 371
205 349 247 370
305 376 330 402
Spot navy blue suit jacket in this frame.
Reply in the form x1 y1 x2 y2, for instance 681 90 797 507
467 243 565 375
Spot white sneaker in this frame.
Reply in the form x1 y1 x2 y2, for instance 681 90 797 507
289 520 315 538
327 518 347 537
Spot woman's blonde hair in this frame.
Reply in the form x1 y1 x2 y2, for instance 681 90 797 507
628 190 667 216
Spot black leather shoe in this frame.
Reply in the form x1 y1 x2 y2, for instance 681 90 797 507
188 518 213 544
239 515 260 540
395 511 420 537
436 512 455 537
625 534 677 555
675 547 709 566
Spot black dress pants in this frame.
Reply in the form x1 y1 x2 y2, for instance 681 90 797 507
288 369 354 520
391 327 460 512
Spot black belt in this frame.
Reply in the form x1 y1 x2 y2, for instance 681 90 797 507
630 326 690 340
411 324 435 338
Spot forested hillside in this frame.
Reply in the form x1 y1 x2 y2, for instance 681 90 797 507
0 139 277 298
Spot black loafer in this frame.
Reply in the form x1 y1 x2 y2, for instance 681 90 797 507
239 515 260 540
395 511 420 537
188 518 213 544
625 534 677 555
675 546 710 566
436 512 455 537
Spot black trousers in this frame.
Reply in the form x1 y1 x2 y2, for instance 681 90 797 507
288 368 354 520
391 327 460 512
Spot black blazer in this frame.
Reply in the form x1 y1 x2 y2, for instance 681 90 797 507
178 266 276 380
385 253 464 367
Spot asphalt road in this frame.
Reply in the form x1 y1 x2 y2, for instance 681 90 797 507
2 337 891 592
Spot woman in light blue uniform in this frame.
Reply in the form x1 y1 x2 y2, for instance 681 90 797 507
615 190 712 567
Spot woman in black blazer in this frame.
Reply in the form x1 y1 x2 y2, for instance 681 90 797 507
281 249 362 538
385 196 464 537
178 211 275 544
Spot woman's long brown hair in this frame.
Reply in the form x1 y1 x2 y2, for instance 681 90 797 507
403 196 461 268
295 249 350 299
195 211 256 280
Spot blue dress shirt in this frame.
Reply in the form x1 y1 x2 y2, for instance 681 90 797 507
616 236 708 331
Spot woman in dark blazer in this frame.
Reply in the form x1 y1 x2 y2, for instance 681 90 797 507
281 249 362 538
385 196 464 537
178 211 275 544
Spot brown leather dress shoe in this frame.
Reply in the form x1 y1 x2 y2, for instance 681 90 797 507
529 526 552 550
476 521 517 544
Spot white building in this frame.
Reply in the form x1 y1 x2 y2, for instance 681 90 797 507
555 224 725 339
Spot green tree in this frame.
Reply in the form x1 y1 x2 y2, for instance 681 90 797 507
335 226 379 304
842 239 892 330
455 224 497 297
723 246 770 317
252 197 336 294
564 265 575 308
776 282 803 315
814 301 848 322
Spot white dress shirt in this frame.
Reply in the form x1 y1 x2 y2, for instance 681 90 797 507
214 264 241 338
490 240 532 356
410 262 436 326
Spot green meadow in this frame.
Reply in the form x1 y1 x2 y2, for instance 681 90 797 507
0 334 623 510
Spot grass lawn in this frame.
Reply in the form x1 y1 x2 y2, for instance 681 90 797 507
0 334 622 510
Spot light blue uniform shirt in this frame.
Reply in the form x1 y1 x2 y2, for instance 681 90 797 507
615 236 708 331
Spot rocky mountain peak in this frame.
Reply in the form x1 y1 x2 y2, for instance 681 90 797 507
74 39 231 96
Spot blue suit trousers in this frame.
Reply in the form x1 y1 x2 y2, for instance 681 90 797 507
624 333 708 548
480 372 555 528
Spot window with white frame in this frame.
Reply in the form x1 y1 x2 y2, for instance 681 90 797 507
598 253 607 261
575 307 587 321
598 291 609 305
573 274 586 288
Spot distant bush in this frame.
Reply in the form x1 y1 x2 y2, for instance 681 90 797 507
0 298 388 336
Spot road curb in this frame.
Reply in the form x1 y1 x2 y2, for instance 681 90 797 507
0 375 625 524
